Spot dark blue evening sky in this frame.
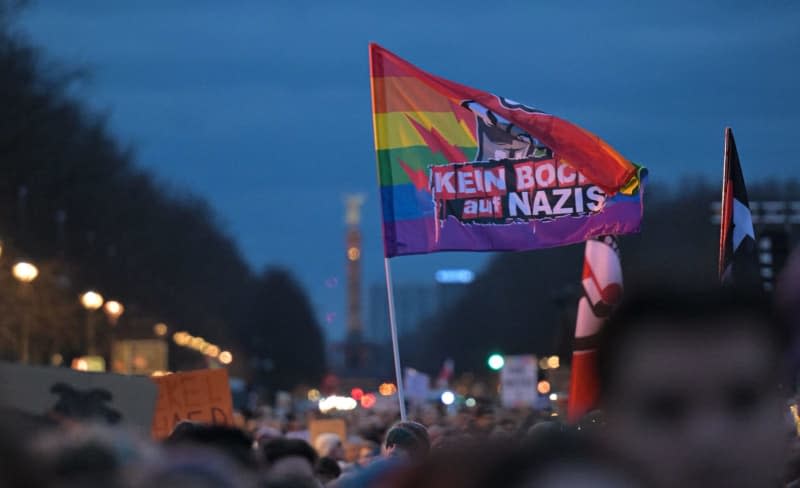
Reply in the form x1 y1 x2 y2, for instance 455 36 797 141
17 1 800 340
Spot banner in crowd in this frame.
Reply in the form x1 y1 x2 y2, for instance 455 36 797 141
404 367 431 404
369 43 646 257
309 418 347 446
500 355 539 408
0 361 157 429
151 368 234 439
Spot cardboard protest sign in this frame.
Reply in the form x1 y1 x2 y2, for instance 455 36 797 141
309 418 347 446
151 368 234 439
501 355 538 408
0 361 157 429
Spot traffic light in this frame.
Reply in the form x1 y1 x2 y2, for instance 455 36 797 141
487 353 505 371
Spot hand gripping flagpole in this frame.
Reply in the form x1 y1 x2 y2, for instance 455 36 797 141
384 257 408 421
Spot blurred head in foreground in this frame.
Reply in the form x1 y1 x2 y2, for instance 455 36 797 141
383 421 430 462
313 432 345 462
261 437 319 482
391 430 645 488
597 288 790 488
166 422 256 469
315 456 342 484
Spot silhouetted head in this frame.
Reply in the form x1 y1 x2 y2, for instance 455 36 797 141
383 421 430 461
313 432 344 461
261 438 318 480
166 422 255 469
314 456 342 484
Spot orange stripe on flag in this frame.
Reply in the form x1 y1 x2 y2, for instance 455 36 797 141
372 76 458 114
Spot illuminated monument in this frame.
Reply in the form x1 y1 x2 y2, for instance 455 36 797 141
328 194 394 382
344 194 365 370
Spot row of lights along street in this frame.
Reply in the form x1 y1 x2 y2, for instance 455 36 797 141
5 248 232 369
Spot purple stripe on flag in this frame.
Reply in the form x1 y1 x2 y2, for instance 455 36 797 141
384 200 643 257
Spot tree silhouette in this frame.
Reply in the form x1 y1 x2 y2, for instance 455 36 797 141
0 3 326 390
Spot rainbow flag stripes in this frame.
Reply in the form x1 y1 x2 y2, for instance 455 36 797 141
369 43 645 257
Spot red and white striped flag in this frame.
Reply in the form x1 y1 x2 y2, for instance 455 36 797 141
719 127 761 289
568 235 623 423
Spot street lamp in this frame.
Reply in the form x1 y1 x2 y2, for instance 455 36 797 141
153 322 168 337
218 350 233 365
12 261 38 363
81 291 104 310
80 291 104 356
103 300 125 325
13 262 38 283
103 300 124 369
103 300 124 326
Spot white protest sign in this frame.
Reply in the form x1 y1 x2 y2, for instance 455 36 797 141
0 361 157 430
404 368 431 403
501 355 538 408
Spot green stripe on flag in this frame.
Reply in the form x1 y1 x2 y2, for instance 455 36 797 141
376 145 477 186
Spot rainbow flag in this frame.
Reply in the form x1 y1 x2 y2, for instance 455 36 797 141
369 43 645 258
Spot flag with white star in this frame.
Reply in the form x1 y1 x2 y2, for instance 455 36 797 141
719 128 761 288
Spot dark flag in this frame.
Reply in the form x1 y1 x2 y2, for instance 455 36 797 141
719 127 760 288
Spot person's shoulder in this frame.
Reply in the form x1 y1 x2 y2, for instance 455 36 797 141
330 457 405 488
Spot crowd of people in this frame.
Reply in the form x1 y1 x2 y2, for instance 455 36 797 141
1 254 800 487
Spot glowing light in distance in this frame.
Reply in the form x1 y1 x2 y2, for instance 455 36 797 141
549 393 558 401
378 382 397 396
435 269 475 284
537 380 551 395
318 396 357 413
80 290 104 310
441 390 455 405
546 356 560 369
347 247 361 261
465 397 477 408
350 388 364 401
307 389 321 402
360 393 376 408
153 323 168 337
173 331 190 345
219 350 233 365
104 300 124 318
487 354 505 371
12 262 38 283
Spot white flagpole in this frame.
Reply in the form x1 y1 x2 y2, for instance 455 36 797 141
383 256 407 421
